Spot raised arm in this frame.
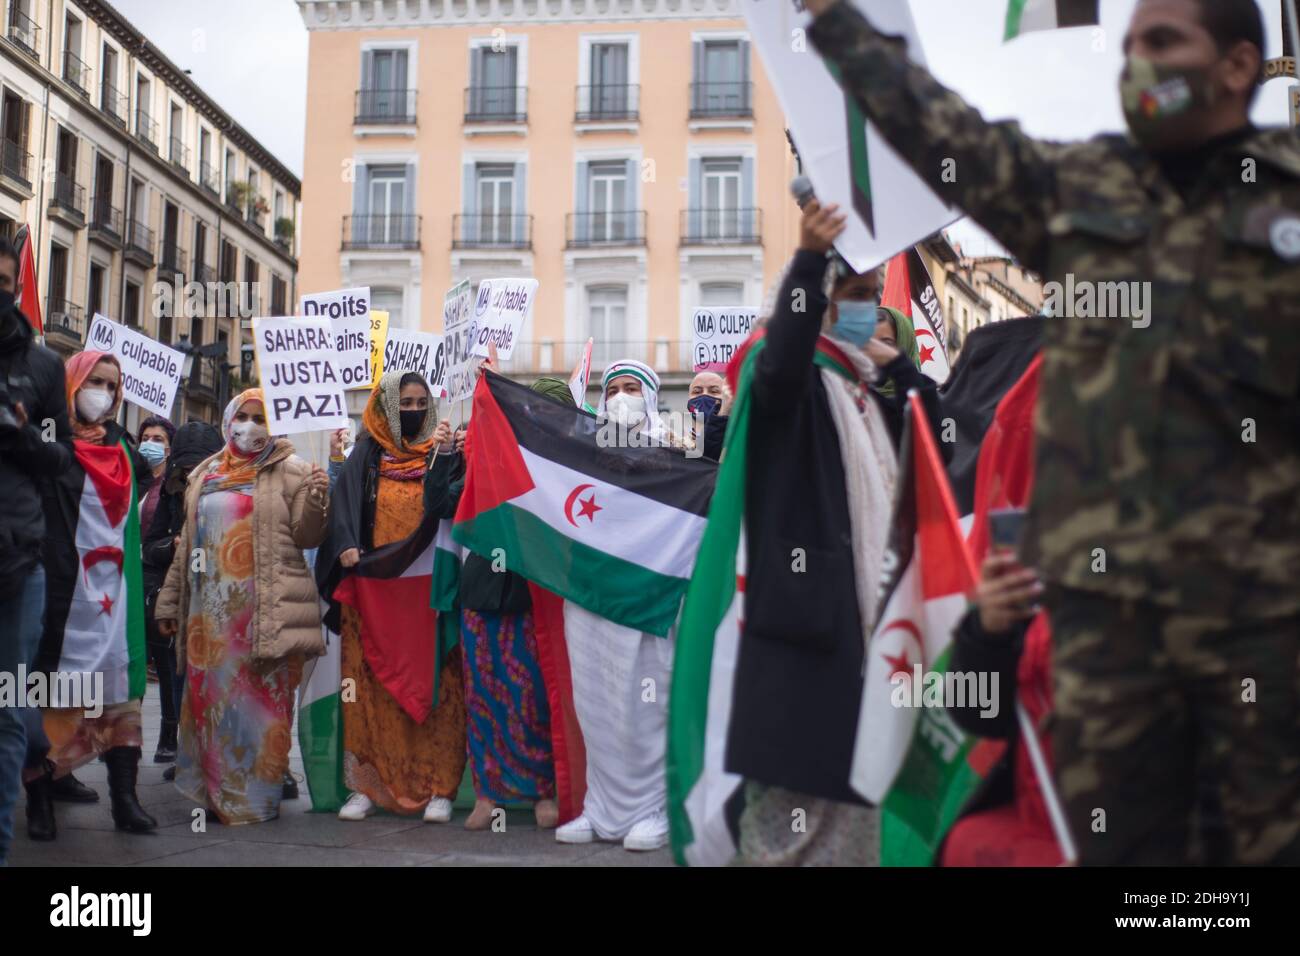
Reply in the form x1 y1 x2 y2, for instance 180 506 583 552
806 0 1067 274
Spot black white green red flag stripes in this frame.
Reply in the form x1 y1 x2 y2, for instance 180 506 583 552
1005 0 1099 40
453 371 716 638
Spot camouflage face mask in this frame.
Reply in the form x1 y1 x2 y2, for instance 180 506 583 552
1119 55 1218 150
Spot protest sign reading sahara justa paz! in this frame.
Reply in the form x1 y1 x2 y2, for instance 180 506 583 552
298 286 374 390
742 0 957 272
441 280 476 403
382 327 445 392
692 307 758 374
471 278 536 362
87 314 184 418
253 316 349 436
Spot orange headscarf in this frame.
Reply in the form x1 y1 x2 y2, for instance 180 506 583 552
65 350 124 444
361 373 437 474
204 388 278 492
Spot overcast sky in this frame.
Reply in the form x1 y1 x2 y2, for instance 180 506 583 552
112 0 1295 254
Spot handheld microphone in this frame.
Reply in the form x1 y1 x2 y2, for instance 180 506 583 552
790 175 815 209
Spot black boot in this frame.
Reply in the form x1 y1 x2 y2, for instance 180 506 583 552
104 747 157 833
281 771 299 801
154 720 178 764
49 771 100 803
23 768 57 841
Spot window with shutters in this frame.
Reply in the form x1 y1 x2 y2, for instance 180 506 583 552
691 39 751 118
368 165 408 244
702 158 742 239
587 162 628 242
588 42 629 118
475 163 515 244
358 48 414 124
587 286 628 369
467 42 525 123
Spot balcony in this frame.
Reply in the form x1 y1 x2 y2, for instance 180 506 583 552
452 213 532 250
689 81 754 119
62 50 91 98
341 214 421 250
246 197 268 231
463 86 527 124
6 8 40 61
566 210 646 248
48 175 86 228
168 137 190 175
159 239 187 280
680 208 762 246
44 298 85 348
354 88 416 125
0 140 33 198
100 83 128 127
199 159 220 196
134 111 159 153
574 84 640 123
125 219 155 267
88 200 123 248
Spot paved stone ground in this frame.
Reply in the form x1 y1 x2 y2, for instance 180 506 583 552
8 682 672 867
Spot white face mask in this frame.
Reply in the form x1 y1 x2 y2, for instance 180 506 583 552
230 421 270 454
606 392 647 426
76 388 114 423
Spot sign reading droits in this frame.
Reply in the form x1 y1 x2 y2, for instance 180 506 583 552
87 314 184 418
253 316 348 436
472 278 537 362
692 307 757 373
298 286 374 390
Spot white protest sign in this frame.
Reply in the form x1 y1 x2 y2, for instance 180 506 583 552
383 327 445 390
742 0 957 272
86 314 184 418
471 278 536 361
253 316 348 436
440 280 475 402
298 286 373 390
691 307 758 373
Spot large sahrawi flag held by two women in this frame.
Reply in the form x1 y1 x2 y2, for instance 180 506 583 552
1004 0 1099 40
849 393 982 866
38 440 146 706
453 371 716 638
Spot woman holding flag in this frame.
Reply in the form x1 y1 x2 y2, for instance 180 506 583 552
722 200 945 865
155 389 330 825
316 371 467 824
28 350 155 836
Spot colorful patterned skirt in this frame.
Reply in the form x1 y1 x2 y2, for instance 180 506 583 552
461 609 555 803
174 488 302 825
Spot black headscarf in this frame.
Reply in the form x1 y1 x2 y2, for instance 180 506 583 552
162 421 223 494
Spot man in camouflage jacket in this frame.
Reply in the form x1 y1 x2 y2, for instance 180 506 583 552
803 0 1299 864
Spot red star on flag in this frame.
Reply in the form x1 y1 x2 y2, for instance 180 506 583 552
97 594 114 616
576 494 602 522
918 343 936 365
883 649 911 681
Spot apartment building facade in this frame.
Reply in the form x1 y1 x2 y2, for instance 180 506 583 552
0 0 300 429
297 0 802 409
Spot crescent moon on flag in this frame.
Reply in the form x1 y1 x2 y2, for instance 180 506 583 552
82 545 124 585
564 483 596 528
878 617 926 672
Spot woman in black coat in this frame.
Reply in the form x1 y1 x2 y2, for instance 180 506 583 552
724 200 948 866
141 421 222 766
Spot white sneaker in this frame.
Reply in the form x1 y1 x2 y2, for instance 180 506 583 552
623 808 669 852
338 792 373 821
555 813 595 844
423 797 453 824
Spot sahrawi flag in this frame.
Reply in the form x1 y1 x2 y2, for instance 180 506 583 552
453 371 716 638
882 246 951 385
849 392 982 866
299 514 458 812
38 441 146 706
1004 0 1099 40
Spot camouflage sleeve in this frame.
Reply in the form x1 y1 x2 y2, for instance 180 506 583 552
808 1 1067 274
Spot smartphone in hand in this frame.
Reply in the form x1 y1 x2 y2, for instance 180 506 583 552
989 507 1027 554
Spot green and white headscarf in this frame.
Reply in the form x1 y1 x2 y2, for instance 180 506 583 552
597 358 665 439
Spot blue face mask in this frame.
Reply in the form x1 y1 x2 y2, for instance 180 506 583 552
688 395 722 419
830 301 880 347
139 440 168 468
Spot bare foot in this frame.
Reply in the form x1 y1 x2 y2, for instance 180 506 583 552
465 797 497 830
534 799 559 829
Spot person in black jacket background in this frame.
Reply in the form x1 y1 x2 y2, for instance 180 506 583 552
725 199 949 866
0 240 74 864
141 420 222 769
